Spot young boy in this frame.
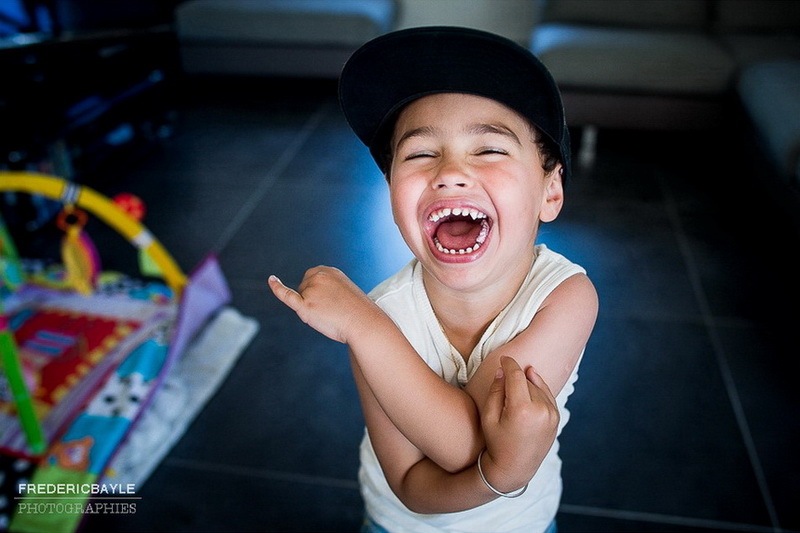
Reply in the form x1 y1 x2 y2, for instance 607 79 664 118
269 26 598 533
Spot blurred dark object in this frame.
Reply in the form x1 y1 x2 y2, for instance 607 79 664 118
0 0 181 241
2 0 181 37
0 26 179 180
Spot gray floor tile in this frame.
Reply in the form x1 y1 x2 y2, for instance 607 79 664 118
59 78 798 533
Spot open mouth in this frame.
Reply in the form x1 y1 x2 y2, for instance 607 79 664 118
427 207 491 256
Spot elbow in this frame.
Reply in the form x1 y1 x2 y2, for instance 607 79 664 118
396 484 450 515
433 424 484 473
429 440 481 474
390 481 436 515
440 448 480 474
394 483 468 515
401 497 437 515
391 462 456 515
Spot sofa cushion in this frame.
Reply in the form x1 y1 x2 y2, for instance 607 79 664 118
175 0 396 47
715 0 800 66
537 0 708 30
531 24 735 94
737 60 800 186
714 0 800 33
721 33 800 66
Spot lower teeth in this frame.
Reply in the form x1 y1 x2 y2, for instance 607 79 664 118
435 240 481 254
434 219 488 255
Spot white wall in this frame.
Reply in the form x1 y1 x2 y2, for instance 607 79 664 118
395 0 538 44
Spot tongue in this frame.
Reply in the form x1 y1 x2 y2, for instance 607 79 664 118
436 219 481 251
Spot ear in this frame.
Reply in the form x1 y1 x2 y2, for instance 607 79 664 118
539 166 564 223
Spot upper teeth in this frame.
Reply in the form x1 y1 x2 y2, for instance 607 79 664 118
428 207 487 222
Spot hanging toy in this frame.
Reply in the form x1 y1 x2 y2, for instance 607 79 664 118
112 192 146 222
112 192 162 279
0 212 25 294
57 206 101 295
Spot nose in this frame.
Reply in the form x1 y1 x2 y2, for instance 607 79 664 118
432 159 473 190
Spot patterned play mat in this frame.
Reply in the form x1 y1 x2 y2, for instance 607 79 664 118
0 172 258 532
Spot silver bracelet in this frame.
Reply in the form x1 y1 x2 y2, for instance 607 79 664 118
477 449 528 498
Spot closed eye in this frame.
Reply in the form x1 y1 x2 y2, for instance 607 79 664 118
404 151 437 161
477 147 508 156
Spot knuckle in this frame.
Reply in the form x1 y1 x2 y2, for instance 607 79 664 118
513 403 559 429
305 266 319 276
508 366 526 380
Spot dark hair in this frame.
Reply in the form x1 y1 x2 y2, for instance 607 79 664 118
532 124 561 176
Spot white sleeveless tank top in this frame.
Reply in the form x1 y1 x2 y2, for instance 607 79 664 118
359 244 587 533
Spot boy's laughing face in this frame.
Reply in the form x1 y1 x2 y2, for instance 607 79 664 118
387 93 564 294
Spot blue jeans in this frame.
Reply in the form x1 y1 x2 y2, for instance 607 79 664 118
360 516 390 533
361 515 558 533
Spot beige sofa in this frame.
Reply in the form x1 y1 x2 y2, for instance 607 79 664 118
530 0 800 130
529 0 800 216
174 0 397 78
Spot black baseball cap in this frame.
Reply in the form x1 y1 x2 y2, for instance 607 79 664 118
338 25 571 182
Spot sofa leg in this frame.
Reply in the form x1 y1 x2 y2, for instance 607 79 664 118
577 125 598 170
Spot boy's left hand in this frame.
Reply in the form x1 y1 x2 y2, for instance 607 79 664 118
268 267 378 344
479 356 560 493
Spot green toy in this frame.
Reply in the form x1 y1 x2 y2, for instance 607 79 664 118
0 213 46 455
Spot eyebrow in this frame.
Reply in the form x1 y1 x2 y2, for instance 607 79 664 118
395 123 522 150
467 123 522 145
395 125 440 150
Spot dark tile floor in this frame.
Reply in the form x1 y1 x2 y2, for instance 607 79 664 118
71 75 798 532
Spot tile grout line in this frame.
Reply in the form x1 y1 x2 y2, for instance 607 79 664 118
559 503 779 533
657 173 782 532
209 101 331 255
162 456 360 491
226 271 767 330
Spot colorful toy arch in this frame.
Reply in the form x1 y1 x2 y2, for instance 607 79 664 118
0 171 240 533
0 171 187 296
0 171 189 457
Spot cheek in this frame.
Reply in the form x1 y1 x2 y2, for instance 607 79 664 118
389 183 416 230
390 184 431 252
493 181 539 227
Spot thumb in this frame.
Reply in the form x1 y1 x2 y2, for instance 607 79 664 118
483 365 506 423
268 275 305 314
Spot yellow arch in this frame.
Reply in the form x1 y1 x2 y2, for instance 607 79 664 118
0 171 187 296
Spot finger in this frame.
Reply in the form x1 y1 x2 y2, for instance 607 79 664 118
525 365 545 387
482 365 506 423
268 275 305 313
525 366 557 404
296 266 335 293
500 356 533 405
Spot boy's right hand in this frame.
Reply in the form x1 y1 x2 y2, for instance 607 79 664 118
268 266 379 344
479 356 560 494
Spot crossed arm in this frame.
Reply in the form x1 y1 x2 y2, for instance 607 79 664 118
268 266 597 513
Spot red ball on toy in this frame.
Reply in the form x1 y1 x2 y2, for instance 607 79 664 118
113 193 146 221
